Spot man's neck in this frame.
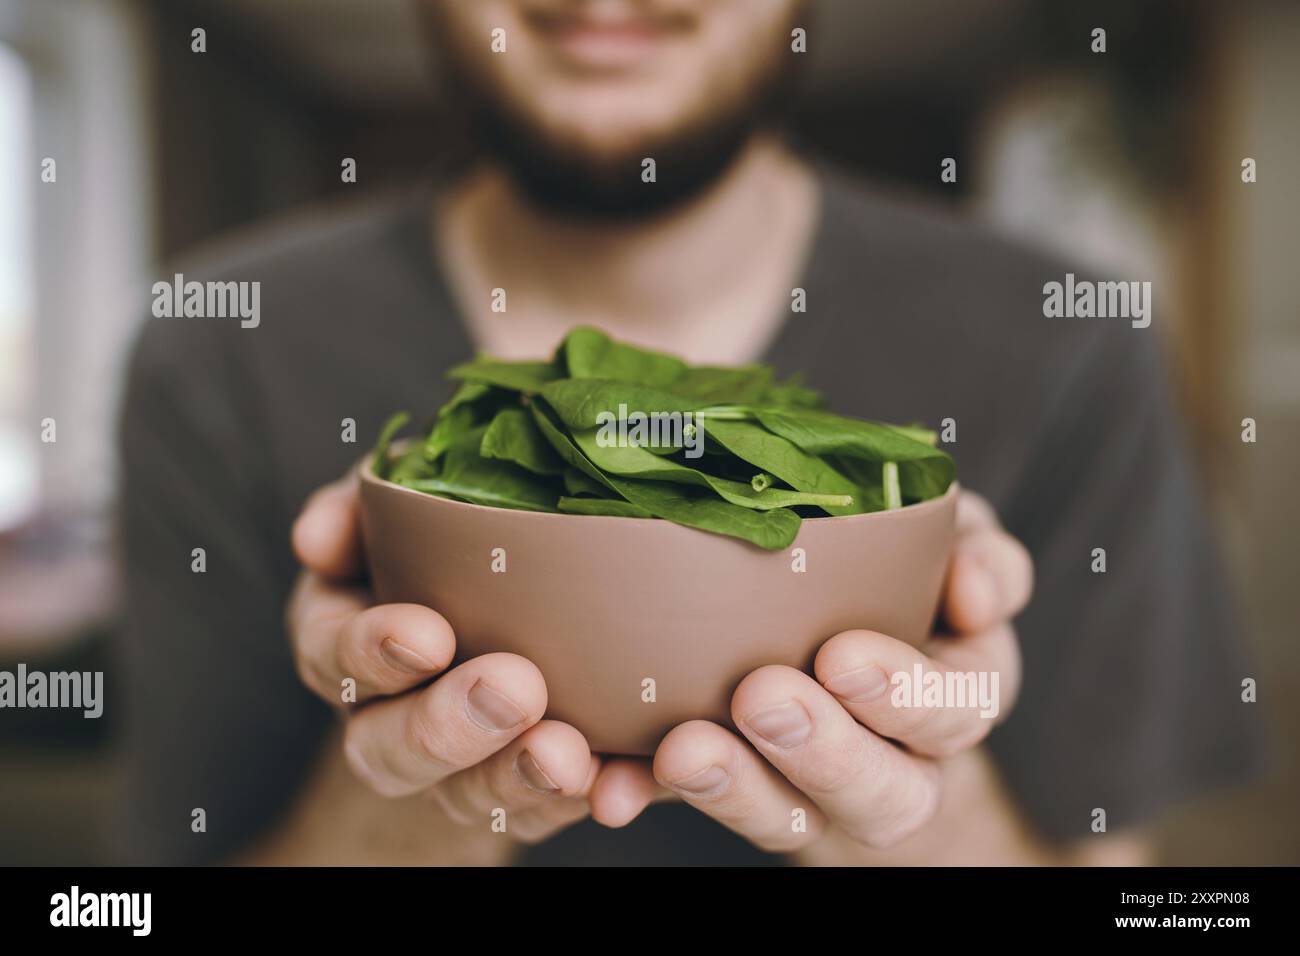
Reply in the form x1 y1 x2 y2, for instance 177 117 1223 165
435 136 819 365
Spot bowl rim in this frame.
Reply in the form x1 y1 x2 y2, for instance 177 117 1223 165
358 448 960 529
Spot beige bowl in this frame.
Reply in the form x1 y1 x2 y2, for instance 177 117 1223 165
359 459 958 755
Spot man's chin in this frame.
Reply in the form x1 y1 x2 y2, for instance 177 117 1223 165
476 110 761 223
502 135 753 222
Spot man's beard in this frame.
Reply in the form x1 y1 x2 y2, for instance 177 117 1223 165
461 90 773 223
429 27 800 222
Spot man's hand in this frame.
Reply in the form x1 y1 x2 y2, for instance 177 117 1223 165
283 476 604 852
591 491 1036 859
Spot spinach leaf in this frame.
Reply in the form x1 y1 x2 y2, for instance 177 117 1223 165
599 477 803 550
481 407 566 476
557 497 653 518
389 443 438 483
448 356 562 394
760 374 825 409
424 403 478 463
743 408 955 500
568 428 853 512
530 400 801 549
559 327 820 407
370 327 956 548
562 326 687 386
671 365 774 404
424 381 515 463
399 476 558 512
440 380 492 415
371 411 410 478
702 418 865 516
891 423 938 446
528 401 618 491
540 378 702 431
563 467 612 498
400 425 560 512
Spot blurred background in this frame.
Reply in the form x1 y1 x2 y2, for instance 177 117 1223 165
0 0 1296 864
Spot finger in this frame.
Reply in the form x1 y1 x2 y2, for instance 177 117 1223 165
654 720 828 853
816 628 1019 759
509 756 602 844
943 493 1034 633
732 665 941 849
955 489 1000 534
288 574 455 703
286 573 368 702
588 757 674 828
291 477 363 580
923 622 1022 718
510 795 598 845
343 652 546 798
432 720 594 827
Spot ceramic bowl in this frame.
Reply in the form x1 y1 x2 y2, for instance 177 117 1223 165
359 459 958 755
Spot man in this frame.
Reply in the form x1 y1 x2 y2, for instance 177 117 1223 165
116 0 1261 865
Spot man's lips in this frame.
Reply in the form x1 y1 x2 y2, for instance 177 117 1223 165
524 5 692 69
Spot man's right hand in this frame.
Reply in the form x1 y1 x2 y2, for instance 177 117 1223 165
283 475 605 853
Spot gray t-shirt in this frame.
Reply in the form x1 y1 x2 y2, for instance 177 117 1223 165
115 168 1264 865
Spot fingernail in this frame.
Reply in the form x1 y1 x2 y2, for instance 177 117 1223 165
466 680 527 732
380 637 438 674
516 750 559 793
824 666 890 703
745 701 812 748
672 765 730 795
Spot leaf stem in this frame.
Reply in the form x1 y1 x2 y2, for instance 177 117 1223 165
883 461 902 510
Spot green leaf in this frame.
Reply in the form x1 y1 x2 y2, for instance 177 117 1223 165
671 365 774 404
824 456 887 511
528 401 617 491
891 423 938 446
540 378 703 431
481 407 565 476
440 380 492 415
557 497 654 518
563 467 611 497
760 374 825 409
399 476 558 512
385 327 957 545
424 403 478 463
568 428 852 511
371 411 410 478
389 443 437 483
424 382 521 463
746 408 955 500
401 425 560 512
558 327 820 407
530 402 800 549
447 356 562 394
703 418 866 516
561 326 687 386
600 477 803 550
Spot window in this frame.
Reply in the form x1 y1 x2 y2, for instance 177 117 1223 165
0 42 36 531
